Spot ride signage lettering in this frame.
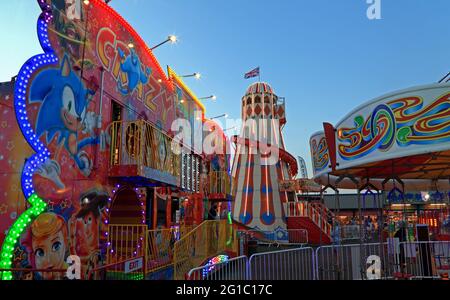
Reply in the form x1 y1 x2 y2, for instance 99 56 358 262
96 27 158 111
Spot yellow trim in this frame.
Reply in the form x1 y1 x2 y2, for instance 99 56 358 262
173 220 237 280
167 66 206 113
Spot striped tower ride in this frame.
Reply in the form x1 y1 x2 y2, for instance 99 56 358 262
232 82 297 238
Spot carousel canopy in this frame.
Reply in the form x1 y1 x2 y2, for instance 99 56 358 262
310 82 450 191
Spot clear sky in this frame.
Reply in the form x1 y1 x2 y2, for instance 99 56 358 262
0 0 449 176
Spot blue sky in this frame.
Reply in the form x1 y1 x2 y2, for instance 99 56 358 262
0 0 449 176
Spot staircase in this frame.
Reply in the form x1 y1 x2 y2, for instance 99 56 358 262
173 220 238 280
285 202 332 245
310 202 336 224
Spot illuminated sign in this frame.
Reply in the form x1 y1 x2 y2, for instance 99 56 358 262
125 257 143 274
202 255 229 278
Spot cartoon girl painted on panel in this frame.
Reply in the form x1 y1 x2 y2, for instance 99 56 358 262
22 213 69 280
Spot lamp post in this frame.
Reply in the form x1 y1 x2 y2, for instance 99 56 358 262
151 35 178 51
223 126 237 132
80 0 91 81
438 72 450 83
209 114 228 120
181 73 202 80
199 95 217 101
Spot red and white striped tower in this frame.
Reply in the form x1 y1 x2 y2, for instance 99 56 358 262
231 82 297 235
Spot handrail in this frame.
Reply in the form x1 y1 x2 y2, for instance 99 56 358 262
186 255 248 280
0 268 67 280
88 256 145 280
146 225 195 273
311 202 336 221
285 202 332 238
173 220 237 280
0 268 66 272
109 119 181 177
208 171 231 195
248 247 315 280
242 229 308 245
249 246 314 259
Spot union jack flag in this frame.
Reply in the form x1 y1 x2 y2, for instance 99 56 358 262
244 67 260 79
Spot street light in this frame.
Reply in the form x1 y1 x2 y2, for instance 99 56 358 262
200 95 217 101
151 35 178 50
223 126 237 132
181 73 202 80
210 114 228 120
80 0 91 81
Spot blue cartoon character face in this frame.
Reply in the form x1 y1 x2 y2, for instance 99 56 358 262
29 55 99 177
117 48 152 95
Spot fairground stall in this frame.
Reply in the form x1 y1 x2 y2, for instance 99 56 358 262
0 0 234 280
308 81 450 279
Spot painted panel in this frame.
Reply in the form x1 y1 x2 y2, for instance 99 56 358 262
335 83 450 171
0 0 179 280
310 131 331 177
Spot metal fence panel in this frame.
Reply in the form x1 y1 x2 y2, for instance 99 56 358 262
90 256 145 280
240 229 308 245
248 247 315 280
315 243 395 280
187 256 248 280
398 241 450 279
185 241 449 281
174 221 238 280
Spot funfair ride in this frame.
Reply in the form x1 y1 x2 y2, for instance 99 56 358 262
310 82 450 242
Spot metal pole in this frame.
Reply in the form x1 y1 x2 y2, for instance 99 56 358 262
151 38 170 51
80 5 89 82
319 191 323 246
380 187 388 278
94 67 105 169
357 188 364 279
438 71 450 83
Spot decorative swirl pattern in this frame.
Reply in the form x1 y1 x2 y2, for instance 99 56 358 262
338 92 450 161
311 137 330 172
391 93 450 145
338 104 395 160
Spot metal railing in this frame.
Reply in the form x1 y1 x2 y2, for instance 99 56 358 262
397 241 450 279
110 120 180 177
146 226 194 273
315 242 393 280
248 247 315 280
340 225 362 240
187 256 248 280
242 229 308 245
88 256 145 280
0 268 67 280
310 202 336 222
107 224 194 276
106 225 148 269
209 171 231 195
285 202 332 238
184 240 449 281
315 241 450 280
186 247 315 280
173 220 238 280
